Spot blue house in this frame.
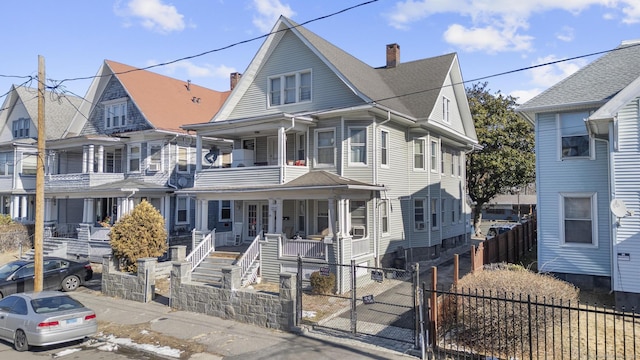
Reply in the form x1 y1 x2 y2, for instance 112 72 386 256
518 40 640 309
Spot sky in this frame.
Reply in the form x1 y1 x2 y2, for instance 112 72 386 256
1 0 640 108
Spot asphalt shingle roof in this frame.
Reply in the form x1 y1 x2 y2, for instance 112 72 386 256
15 86 82 140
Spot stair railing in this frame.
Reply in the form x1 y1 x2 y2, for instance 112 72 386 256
186 229 216 271
236 234 260 285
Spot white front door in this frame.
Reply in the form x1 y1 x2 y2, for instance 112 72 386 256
246 202 269 238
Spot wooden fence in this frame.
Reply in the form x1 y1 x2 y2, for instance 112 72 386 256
470 218 537 273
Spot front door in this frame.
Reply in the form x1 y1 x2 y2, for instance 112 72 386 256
267 137 278 165
246 202 269 239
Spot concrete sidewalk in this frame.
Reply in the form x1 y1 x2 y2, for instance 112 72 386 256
70 289 415 359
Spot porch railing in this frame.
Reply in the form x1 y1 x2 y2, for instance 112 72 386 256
236 234 260 286
185 229 216 271
281 237 326 260
351 237 369 257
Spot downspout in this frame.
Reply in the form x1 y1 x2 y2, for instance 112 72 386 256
281 117 296 183
166 137 178 190
373 111 391 268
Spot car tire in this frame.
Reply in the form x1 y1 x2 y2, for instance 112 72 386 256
14 329 29 352
61 275 80 292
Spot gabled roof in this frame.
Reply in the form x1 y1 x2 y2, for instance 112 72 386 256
0 85 81 141
518 40 640 122
105 60 231 132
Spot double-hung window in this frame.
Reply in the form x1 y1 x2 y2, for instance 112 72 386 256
147 142 163 172
21 153 37 175
349 127 367 165
414 199 425 231
104 101 127 130
128 144 140 172
0 152 14 176
316 129 335 167
176 196 189 224
431 199 439 229
269 70 311 106
414 139 425 170
441 199 446 226
561 193 597 246
177 146 189 173
220 200 231 221
12 118 30 139
380 130 389 167
350 200 367 239
316 200 328 234
441 147 446 175
442 96 450 123
430 140 439 172
380 199 389 233
560 112 591 158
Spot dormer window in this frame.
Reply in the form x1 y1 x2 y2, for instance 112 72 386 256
104 100 127 130
269 70 311 106
12 118 30 139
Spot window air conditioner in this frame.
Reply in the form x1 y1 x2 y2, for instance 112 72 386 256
148 163 160 172
415 221 425 230
352 226 366 239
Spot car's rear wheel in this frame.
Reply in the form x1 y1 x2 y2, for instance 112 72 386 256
14 329 29 352
62 275 80 292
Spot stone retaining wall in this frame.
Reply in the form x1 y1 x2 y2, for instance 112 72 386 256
101 255 156 303
169 246 297 331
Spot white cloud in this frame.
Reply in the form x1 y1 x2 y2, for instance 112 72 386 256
510 88 542 104
251 0 295 33
116 0 185 33
529 55 585 87
148 60 236 84
387 0 640 52
556 26 574 42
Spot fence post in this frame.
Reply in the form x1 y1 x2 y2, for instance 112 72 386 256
296 256 302 326
471 245 476 274
453 254 459 290
350 259 357 334
527 294 533 360
430 266 438 348
413 262 420 349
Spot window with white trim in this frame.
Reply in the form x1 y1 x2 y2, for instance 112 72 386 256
441 147 446 174
350 200 367 239
316 200 329 234
561 193 597 246
431 199 438 229
349 127 367 165
441 199 446 226
104 101 127 129
457 152 462 176
220 200 231 221
560 112 591 158
128 144 140 172
269 70 311 106
21 153 37 175
176 196 189 224
315 129 335 167
12 118 30 139
380 130 389 167
442 96 450 123
297 134 305 161
430 140 438 172
147 142 163 172
380 199 389 233
0 152 14 176
414 139 425 170
414 199 425 231
451 151 456 176
177 146 189 173
298 200 306 234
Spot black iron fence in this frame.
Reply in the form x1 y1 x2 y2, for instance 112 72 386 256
424 287 639 359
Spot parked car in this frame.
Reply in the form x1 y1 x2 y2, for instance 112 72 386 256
0 257 93 298
0 291 97 351
485 223 519 240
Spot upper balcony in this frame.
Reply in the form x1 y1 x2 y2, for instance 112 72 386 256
46 172 125 190
195 163 308 187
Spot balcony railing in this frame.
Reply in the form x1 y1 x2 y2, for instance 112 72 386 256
280 236 326 260
351 237 370 257
46 173 125 190
195 164 308 187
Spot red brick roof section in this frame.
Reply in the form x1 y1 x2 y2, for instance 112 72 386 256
105 60 230 132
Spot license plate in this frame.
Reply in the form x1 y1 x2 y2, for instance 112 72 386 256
66 318 80 325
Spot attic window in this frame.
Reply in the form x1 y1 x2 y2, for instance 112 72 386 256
442 96 450 123
104 100 127 130
12 118 30 139
269 70 311 106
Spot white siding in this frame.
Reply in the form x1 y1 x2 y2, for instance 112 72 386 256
536 112 611 277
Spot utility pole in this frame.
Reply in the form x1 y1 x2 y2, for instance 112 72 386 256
34 55 45 292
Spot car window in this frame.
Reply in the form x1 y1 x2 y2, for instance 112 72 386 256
31 296 84 314
0 262 23 278
44 260 61 272
14 263 35 279
60 260 70 269
0 296 19 311
11 298 28 315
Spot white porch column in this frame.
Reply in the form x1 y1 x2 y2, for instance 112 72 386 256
196 135 202 172
116 198 125 221
127 197 135 215
97 145 104 173
278 126 285 166
163 196 171 233
337 198 346 236
328 197 336 237
20 196 27 219
44 198 52 222
197 199 208 231
82 145 88 173
11 196 19 219
82 198 95 223
275 198 283 234
87 145 95 173
267 199 276 234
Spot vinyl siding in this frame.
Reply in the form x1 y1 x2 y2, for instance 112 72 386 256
227 31 364 120
612 98 640 293
342 119 373 183
536 112 611 277
429 73 466 134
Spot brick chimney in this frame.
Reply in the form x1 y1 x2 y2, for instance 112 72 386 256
230 72 242 90
386 43 400 68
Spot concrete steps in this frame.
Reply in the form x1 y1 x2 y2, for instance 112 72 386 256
190 254 238 285
21 239 66 260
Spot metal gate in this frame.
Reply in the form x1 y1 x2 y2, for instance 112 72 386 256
298 258 418 345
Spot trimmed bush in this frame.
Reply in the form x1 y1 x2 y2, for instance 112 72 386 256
109 200 168 272
310 271 336 294
441 264 579 356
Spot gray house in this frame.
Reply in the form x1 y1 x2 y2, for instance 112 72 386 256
182 16 478 289
518 40 640 309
